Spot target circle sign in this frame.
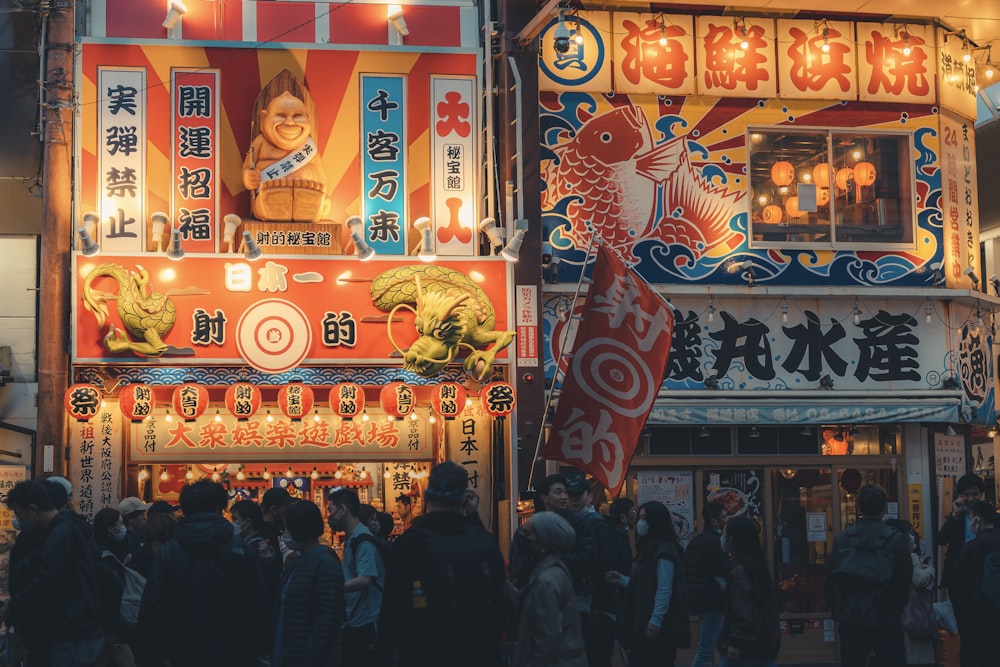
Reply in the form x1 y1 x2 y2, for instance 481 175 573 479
236 299 312 373
570 337 655 418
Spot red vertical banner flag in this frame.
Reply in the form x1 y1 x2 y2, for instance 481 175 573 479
542 245 674 496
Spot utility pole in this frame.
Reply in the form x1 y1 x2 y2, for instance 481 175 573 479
36 0 75 476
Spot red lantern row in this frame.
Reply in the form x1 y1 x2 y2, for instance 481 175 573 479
66 381 518 422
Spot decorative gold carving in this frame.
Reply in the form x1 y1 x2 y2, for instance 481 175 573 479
82 264 177 357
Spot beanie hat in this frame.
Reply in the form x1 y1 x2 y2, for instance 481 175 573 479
530 511 575 554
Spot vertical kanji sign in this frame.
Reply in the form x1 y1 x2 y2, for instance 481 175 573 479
857 23 935 104
542 245 674 495
446 403 492 529
696 16 777 98
171 69 219 252
431 76 477 255
98 68 145 252
361 74 407 256
776 19 857 100
612 13 695 95
940 110 981 289
69 407 124 521
938 27 978 121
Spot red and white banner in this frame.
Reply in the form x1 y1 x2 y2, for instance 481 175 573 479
542 244 673 495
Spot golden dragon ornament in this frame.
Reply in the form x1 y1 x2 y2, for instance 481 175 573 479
370 265 515 380
82 263 177 357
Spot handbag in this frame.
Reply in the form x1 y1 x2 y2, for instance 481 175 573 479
902 584 937 639
933 596 958 635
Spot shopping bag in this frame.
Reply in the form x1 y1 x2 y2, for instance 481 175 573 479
902 584 937 639
933 597 958 634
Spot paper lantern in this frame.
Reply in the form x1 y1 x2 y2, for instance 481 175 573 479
481 381 516 418
277 382 315 421
853 161 876 186
785 196 801 218
817 188 831 207
812 163 830 188
119 383 155 422
225 382 261 421
761 205 783 223
770 161 795 186
330 382 365 420
172 383 209 421
431 382 467 420
65 383 101 422
834 167 854 191
380 382 415 420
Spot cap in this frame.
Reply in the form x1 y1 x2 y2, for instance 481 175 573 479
119 497 152 516
147 500 179 515
395 493 412 505
565 475 590 496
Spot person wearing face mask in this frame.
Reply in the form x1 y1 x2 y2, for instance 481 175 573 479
93 508 139 667
684 501 730 667
272 500 345 666
950 501 1000 667
138 480 260 666
607 501 691 667
327 488 385 665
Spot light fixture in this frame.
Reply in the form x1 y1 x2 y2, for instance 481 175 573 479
945 424 958 437
310 467 319 480
820 374 834 389
573 20 583 45
988 425 998 439
211 467 221 482
552 11 571 55
409 412 418 421
741 260 755 287
164 409 173 423
428 411 437 424
262 467 271 481
150 211 169 252
850 426 861 438
963 39 972 63
77 226 100 256
658 16 667 46
214 409 222 423
925 299 934 324
166 228 185 261
241 231 262 261
286 466 294 478
334 470 343 479
362 411 370 422
779 468 797 480
930 262 943 284
138 467 150 482
313 410 321 423
853 297 862 326
965 266 980 290
162 0 187 30
781 297 789 323
386 3 409 42
748 426 760 439
160 469 169 481
236 466 245 481
384 469 392 479
413 216 436 262
266 410 274 423
799 426 813 437
347 216 375 261
707 296 715 323
185 466 194 480
220 213 241 253
479 217 504 252
501 220 529 262
821 24 830 53
698 426 711 439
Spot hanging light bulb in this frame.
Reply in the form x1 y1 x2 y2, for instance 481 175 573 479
384 469 392 479
362 412 370 422
821 25 830 53
925 299 934 324
708 296 716 324
185 466 194 480
902 32 911 56
236 466 245 481
428 412 437 424
853 297 862 326
266 410 274 423
310 467 319 480
214 409 222 423
211 467 221 482
313 410 320 422
138 467 150 482
165 409 173 423
284 466 293 478
573 22 583 44
262 467 271 481
387 414 396 422
360 469 368 479
409 412 418 421
160 468 169 481
781 297 789 323
658 18 667 46
334 470 343 479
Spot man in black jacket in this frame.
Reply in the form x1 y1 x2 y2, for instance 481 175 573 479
950 501 1000 667
829 484 912 667
0 480 104 666
139 480 260 666
684 501 729 667
935 472 985 595
378 461 506 667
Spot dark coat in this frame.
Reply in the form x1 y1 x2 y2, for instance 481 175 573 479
622 539 691 650
950 527 1000 625
513 554 587 667
829 517 912 627
379 511 506 667
510 509 597 596
684 527 730 613
273 545 345 666
935 514 972 590
8 510 103 643
139 512 260 666
719 563 780 660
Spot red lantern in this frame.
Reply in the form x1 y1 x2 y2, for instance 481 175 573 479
380 382 415 420
119 383 156 422
65 383 101 422
225 383 261 421
431 382 467 420
481 381 516 418
853 161 876 186
834 167 854 191
785 196 801 218
761 204 783 223
277 382 315 421
330 382 365 420
770 161 795 186
171 383 209 421
811 163 830 188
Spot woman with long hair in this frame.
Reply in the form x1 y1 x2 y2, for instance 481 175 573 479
608 501 690 667
718 517 780 667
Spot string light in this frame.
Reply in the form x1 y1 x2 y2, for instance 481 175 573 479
362 412 370 422
310 467 319 480
573 21 583 45
384 469 392 479
410 412 418 421
658 16 667 47
164 409 173 423
138 467 149 482
160 469 169 481
211 467 221 482
853 297 862 326
185 466 194 480
428 412 437 424
925 299 933 324
262 467 271 481
821 22 830 53
708 296 715 323
236 466 245 481
313 410 321 422
214 409 222 423
781 297 789 323
286 466 294 478
266 410 273 423
902 32 911 56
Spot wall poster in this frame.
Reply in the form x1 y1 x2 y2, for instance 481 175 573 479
704 469 763 520
637 470 694 547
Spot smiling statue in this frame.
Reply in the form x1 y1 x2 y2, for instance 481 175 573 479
242 71 331 222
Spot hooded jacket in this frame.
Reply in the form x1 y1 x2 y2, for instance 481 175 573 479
8 509 103 642
139 512 260 666
513 554 587 667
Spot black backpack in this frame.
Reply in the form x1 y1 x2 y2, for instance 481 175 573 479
411 523 502 618
980 550 1000 609
829 524 898 626
348 532 389 591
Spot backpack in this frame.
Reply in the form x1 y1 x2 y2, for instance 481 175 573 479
980 550 1000 609
348 533 388 591
829 524 898 626
102 550 147 629
411 523 501 618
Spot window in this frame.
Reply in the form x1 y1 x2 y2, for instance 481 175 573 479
748 129 915 248
647 426 732 455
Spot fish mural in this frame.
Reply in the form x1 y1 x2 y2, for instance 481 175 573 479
542 103 744 261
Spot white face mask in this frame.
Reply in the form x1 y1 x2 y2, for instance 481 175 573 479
112 525 127 542
636 519 649 537
282 532 302 552
232 521 243 537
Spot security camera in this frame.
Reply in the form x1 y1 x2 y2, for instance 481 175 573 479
552 16 571 54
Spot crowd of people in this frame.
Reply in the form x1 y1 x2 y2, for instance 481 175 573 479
1 467 998 667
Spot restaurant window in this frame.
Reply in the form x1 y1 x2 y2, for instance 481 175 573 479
737 427 820 455
819 425 902 456
647 426 732 456
748 129 915 248
772 468 833 614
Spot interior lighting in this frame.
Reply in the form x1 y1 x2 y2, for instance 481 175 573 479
242 231 262 261
166 229 185 261
347 216 375 261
